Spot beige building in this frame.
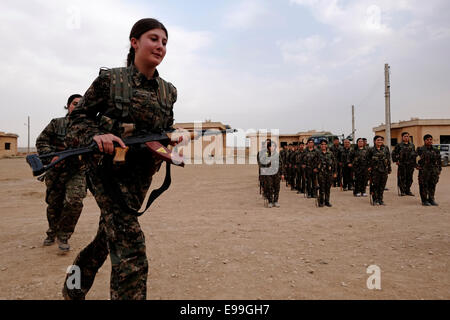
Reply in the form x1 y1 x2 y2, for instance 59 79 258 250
173 121 231 161
373 118 450 146
0 132 18 158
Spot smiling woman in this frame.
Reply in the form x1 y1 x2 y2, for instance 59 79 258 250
62 18 178 300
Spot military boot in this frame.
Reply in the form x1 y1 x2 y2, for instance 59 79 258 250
57 238 70 253
428 199 438 206
43 235 55 246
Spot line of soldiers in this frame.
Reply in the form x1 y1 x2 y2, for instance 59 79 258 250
277 133 441 207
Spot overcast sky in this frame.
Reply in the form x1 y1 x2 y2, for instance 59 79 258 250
1 0 449 147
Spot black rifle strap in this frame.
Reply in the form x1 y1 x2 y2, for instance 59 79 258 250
99 160 172 217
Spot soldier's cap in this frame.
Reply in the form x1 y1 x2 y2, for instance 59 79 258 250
373 135 384 142
423 134 432 141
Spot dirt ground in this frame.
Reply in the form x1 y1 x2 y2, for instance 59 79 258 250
0 157 448 300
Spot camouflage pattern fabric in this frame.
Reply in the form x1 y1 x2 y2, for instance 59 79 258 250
302 147 320 198
63 65 177 300
392 142 417 194
36 116 86 241
417 145 441 203
259 150 281 204
340 147 353 190
329 144 343 187
295 149 305 193
367 145 391 203
350 147 369 195
317 150 336 205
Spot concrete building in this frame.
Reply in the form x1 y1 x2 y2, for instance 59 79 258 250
0 132 18 158
373 118 450 146
172 121 232 162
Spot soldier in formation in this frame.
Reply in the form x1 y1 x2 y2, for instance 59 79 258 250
295 142 306 194
351 138 369 197
367 136 392 205
36 94 86 253
258 139 281 208
316 140 337 207
329 137 343 188
303 138 320 198
417 134 441 206
340 139 353 191
392 132 416 196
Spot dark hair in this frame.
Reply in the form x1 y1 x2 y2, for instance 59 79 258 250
333 137 339 141
363 138 367 141
65 94 82 109
357 138 363 143
299 141 305 145
373 135 384 142
401 132 409 137
423 134 433 141
320 139 327 144
127 18 168 67
307 138 314 143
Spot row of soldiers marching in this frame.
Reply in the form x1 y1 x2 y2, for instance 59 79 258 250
274 132 442 207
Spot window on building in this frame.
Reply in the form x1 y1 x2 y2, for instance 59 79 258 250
440 135 450 144
5 143 11 150
391 138 397 146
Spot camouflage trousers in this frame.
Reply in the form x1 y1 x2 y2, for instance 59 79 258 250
370 172 388 202
262 173 280 203
418 169 439 202
63 165 149 300
353 167 369 195
305 168 316 197
333 166 342 187
45 168 86 241
397 164 415 194
295 168 305 193
342 165 353 190
318 172 332 205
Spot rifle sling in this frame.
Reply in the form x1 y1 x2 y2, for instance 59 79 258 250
99 160 172 217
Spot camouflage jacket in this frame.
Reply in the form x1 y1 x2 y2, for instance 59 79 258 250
66 65 176 148
295 149 305 167
350 147 369 169
340 147 352 165
302 147 320 169
416 145 441 173
258 150 280 176
317 150 337 174
36 116 69 155
367 145 392 173
329 144 343 165
392 142 417 165
280 149 287 167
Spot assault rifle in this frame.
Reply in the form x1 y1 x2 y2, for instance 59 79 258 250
26 129 236 177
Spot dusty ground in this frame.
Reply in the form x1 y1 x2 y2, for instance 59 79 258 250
0 157 448 300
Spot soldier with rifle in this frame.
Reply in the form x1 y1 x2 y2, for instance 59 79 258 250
392 132 417 196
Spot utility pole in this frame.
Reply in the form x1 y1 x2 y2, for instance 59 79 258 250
384 64 391 149
352 105 355 143
27 116 30 154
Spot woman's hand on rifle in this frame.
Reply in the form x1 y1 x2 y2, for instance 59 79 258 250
93 134 126 155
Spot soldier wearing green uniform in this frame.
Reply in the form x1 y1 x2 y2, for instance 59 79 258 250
317 140 337 207
329 137 342 188
392 132 417 196
259 140 281 208
295 142 306 194
280 145 287 183
417 134 441 206
350 138 369 197
62 19 178 300
367 136 392 205
302 138 320 198
340 139 353 191
36 94 86 253
288 144 297 190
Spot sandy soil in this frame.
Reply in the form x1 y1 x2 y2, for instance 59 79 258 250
0 157 448 300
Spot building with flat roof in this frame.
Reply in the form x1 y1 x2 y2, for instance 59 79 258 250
373 118 450 146
0 131 18 158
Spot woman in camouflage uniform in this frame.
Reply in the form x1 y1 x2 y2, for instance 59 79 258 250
36 94 85 253
317 140 337 207
367 136 392 205
351 138 370 197
62 19 177 300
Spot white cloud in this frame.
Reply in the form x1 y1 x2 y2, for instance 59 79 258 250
223 0 269 29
